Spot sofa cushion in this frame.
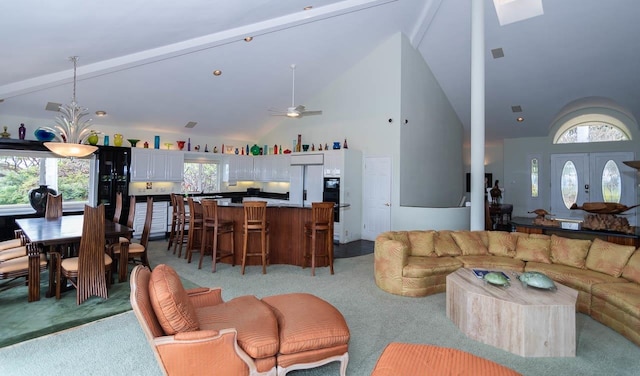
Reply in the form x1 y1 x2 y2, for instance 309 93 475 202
592 282 639 319
456 255 525 272
450 231 488 256
622 250 640 284
434 231 462 257
407 231 436 257
550 234 591 269
514 236 551 264
487 231 517 257
198 295 279 359
149 264 200 335
586 238 636 277
403 256 462 278
525 262 625 292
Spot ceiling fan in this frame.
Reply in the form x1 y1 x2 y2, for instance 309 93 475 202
270 64 322 118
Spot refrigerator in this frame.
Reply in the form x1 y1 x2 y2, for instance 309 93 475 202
289 164 323 206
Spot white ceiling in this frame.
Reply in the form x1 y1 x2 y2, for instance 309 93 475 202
1 0 639 144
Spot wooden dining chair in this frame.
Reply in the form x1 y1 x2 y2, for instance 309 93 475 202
303 202 335 276
0 243 48 302
0 230 28 262
118 195 136 244
113 196 152 282
167 193 178 251
241 201 269 275
173 195 190 258
112 191 123 224
45 193 63 219
185 198 204 264
200 199 235 272
53 204 112 305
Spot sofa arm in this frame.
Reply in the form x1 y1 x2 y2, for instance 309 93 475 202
187 287 224 308
155 328 262 376
374 232 410 295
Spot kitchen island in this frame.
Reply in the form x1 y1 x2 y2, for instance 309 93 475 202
211 203 332 268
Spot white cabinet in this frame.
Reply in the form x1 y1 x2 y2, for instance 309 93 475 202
131 149 184 182
253 155 290 182
322 149 362 243
227 155 254 182
133 200 168 239
323 151 341 177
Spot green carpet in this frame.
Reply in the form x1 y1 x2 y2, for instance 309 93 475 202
0 261 197 348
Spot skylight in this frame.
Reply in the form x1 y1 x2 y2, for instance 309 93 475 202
493 0 544 26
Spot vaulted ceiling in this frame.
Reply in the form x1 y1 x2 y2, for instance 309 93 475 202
1 0 638 144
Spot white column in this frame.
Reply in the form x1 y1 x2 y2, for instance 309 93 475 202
470 0 485 230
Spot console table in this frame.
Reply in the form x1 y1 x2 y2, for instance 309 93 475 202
512 217 640 247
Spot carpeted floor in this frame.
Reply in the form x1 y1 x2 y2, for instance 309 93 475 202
1 240 639 375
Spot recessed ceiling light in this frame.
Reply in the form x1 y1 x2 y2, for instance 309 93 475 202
516 117 524 122
303 6 313 10
244 36 253 42
95 110 107 116
213 70 222 76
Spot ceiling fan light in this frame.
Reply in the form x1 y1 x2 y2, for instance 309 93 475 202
287 110 300 118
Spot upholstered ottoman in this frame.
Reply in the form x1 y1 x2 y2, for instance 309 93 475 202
262 293 350 376
371 342 521 376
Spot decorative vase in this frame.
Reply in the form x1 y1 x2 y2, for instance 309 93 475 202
88 131 99 145
19 123 26 140
114 133 123 147
28 184 57 215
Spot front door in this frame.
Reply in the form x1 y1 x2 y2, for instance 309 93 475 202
550 152 636 224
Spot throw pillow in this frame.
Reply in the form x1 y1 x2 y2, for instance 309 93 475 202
622 250 640 284
585 238 636 277
514 236 551 263
408 231 436 257
487 231 517 257
549 235 591 269
149 264 200 335
434 231 462 256
451 231 489 256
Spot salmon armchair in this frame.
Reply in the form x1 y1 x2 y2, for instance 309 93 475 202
130 265 277 376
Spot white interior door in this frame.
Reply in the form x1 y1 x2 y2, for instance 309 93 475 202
551 152 636 224
362 157 391 241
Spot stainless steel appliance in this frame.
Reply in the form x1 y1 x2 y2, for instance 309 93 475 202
323 177 340 222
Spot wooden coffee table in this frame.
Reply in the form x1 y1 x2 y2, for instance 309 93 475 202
446 268 578 357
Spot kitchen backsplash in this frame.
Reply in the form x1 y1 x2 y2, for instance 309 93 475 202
129 180 290 195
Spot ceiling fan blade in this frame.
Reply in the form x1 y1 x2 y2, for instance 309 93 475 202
302 110 322 116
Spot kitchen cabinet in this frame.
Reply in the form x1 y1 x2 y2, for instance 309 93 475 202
323 149 363 243
323 151 341 177
227 155 254 182
131 149 184 182
253 155 290 182
96 146 131 221
133 200 168 239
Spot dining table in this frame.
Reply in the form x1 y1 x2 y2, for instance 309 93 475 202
15 215 134 301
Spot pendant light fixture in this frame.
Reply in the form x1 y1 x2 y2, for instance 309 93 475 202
42 56 98 158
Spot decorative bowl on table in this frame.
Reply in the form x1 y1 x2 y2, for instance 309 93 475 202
127 139 140 147
34 128 56 142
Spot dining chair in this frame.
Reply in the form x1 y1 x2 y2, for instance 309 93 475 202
199 199 235 272
185 198 204 264
166 193 178 251
303 202 335 276
0 230 28 262
45 193 63 219
118 195 136 244
112 196 152 282
53 204 112 305
173 195 190 258
112 191 123 224
241 201 269 275
0 243 48 302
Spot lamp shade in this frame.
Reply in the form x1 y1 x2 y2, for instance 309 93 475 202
44 142 97 158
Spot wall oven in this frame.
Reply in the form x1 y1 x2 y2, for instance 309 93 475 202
322 178 340 222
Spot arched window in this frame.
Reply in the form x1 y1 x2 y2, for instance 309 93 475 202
553 113 631 144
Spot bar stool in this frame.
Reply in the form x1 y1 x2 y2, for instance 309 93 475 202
185 198 204 263
167 193 178 251
241 201 269 275
304 202 335 276
199 199 235 272
173 196 190 258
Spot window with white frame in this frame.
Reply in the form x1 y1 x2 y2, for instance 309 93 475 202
0 150 94 213
183 160 220 193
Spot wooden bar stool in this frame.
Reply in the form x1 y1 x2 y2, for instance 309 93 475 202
173 196 190 258
166 193 178 251
199 199 235 272
241 201 269 275
304 202 335 276
185 198 204 263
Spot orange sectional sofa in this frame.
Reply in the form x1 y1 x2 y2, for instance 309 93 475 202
374 230 640 347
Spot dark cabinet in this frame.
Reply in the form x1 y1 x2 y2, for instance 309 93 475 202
97 146 131 222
